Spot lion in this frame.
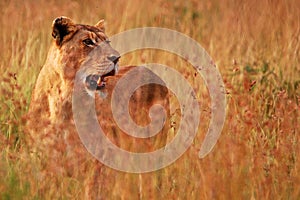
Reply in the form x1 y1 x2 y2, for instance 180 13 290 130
29 16 120 122
27 16 171 199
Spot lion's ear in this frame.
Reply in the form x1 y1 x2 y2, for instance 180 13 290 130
52 16 77 46
95 19 105 32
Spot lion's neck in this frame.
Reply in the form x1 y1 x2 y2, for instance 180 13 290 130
30 60 75 123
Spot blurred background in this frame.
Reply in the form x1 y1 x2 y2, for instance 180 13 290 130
0 0 299 199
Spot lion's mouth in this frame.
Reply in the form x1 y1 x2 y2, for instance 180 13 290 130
85 69 117 91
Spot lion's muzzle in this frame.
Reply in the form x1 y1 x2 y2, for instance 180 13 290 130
85 58 119 91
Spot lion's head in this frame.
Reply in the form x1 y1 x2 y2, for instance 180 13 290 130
52 17 120 90
51 16 120 94
30 16 120 121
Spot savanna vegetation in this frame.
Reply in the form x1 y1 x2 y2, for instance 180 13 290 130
0 0 299 199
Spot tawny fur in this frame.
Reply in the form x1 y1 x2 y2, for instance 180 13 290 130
27 16 170 199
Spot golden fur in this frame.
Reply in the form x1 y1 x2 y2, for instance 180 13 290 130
29 17 119 122
27 16 170 198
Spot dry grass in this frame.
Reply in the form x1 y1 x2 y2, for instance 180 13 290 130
0 0 299 199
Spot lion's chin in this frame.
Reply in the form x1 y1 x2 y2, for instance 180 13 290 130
97 90 108 99
85 82 108 99
84 67 117 98
85 67 117 91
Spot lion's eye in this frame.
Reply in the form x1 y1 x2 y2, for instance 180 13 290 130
83 38 95 46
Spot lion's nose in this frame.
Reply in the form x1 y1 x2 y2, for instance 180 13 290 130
107 55 120 64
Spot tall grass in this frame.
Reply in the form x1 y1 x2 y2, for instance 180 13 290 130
0 0 299 199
